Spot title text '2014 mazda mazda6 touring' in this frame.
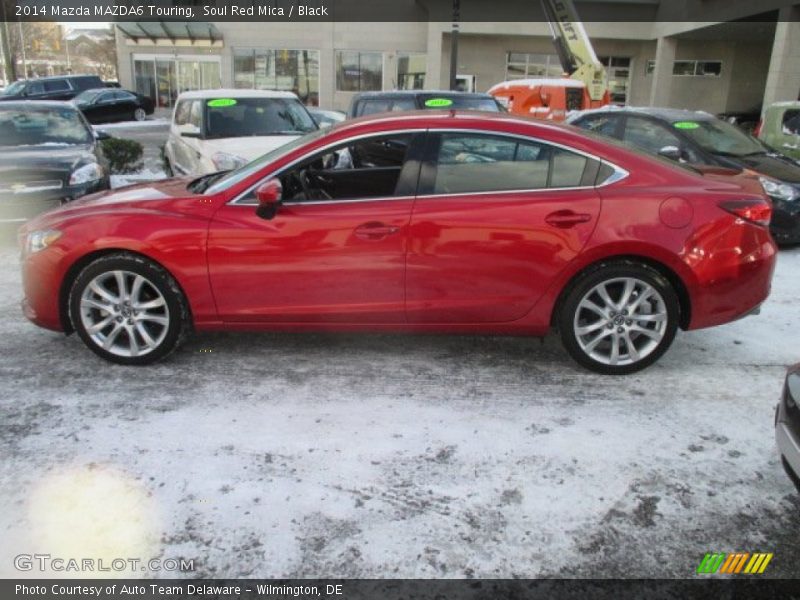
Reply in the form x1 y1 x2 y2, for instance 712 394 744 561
19 111 777 374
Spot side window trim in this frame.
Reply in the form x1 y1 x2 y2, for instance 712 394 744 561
229 129 428 206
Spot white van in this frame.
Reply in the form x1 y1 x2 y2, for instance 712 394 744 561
164 89 318 176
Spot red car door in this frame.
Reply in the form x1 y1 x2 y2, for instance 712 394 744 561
406 131 602 323
207 132 424 324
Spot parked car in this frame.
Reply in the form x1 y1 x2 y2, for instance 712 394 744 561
347 91 505 118
0 75 105 102
19 111 776 373
568 107 800 245
776 364 800 492
307 107 346 129
757 101 800 162
164 89 318 176
71 88 155 123
0 101 110 225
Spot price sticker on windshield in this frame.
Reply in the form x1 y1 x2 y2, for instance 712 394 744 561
673 121 700 130
207 98 238 108
425 98 454 108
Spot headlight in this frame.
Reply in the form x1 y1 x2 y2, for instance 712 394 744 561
759 176 799 203
69 162 104 186
212 152 248 171
26 229 61 254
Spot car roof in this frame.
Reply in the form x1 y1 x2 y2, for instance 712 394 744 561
329 109 574 137
0 100 77 109
354 90 495 99
573 105 717 123
16 74 100 82
176 89 300 100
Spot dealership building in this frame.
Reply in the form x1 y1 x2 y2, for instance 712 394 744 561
114 0 800 115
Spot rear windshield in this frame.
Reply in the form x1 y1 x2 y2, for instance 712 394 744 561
203 97 317 139
0 105 92 146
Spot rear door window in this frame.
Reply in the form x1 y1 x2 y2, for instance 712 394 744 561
428 133 590 194
44 80 71 92
574 113 622 138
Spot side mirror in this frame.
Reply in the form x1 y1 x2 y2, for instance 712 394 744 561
94 130 111 141
658 145 682 161
255 179 283 220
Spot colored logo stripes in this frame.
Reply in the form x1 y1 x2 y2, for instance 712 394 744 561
697 552 773 575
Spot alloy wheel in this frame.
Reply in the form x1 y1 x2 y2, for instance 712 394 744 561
573 277 668 367
79 270 170 358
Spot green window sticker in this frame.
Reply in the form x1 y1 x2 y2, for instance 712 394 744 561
673 121 700 130
424 98 454 108
207 98 238 108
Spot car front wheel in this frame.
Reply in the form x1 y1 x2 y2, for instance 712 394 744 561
68 253 189 365
558 262 679 375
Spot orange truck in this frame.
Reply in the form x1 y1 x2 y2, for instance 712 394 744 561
489 0 610 121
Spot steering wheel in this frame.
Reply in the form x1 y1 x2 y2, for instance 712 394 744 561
293 169 313 199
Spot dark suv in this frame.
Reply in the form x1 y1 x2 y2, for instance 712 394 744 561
0 75 105 102
347 91 505 118
568 106 800 245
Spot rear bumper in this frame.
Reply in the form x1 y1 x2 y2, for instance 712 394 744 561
687 227 777 330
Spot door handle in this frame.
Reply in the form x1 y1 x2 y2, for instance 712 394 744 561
545 210 592 229
354 222 400 240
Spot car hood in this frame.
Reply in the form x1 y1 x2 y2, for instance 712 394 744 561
200 135 300 161
0 143 96 172
713 151 800 184
67 177 195 209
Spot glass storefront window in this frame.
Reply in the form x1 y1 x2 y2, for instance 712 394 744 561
233 48 320 105
133 56 221 109
336 51 383 92
397 53 426 90
505 52 562 80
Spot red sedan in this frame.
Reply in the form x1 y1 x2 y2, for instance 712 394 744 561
19 111 776 374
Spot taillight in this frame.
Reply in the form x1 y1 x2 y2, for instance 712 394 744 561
753 119 762 137
720 199 772 227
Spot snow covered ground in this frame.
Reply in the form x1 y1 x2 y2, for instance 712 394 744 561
0 246 798 579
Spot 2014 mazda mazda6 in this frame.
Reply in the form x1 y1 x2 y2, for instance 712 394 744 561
18 111 777 374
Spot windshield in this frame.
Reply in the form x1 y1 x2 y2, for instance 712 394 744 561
674 118 766 157
0 105 92 146
204 97 318 139
204 128 327 195
3 81 26 96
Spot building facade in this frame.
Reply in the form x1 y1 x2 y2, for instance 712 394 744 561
114 1 800 115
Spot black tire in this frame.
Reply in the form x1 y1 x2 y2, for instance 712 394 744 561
68 253 189 365
164 157 175 178
557 261 680 375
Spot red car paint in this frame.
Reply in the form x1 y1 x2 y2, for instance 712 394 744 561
19 111 776 340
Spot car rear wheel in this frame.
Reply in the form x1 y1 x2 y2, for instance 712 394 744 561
68 253 189 365
133 108 146 121
558 262 679 375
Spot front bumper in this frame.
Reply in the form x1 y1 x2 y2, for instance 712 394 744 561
770 203 800 245
0 178 109 224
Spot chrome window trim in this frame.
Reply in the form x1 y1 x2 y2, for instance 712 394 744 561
228 126 629 206
229 128 427 205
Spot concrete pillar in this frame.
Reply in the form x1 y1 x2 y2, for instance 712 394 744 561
425 24 444 90
762 6 800 111
648 36 677 107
